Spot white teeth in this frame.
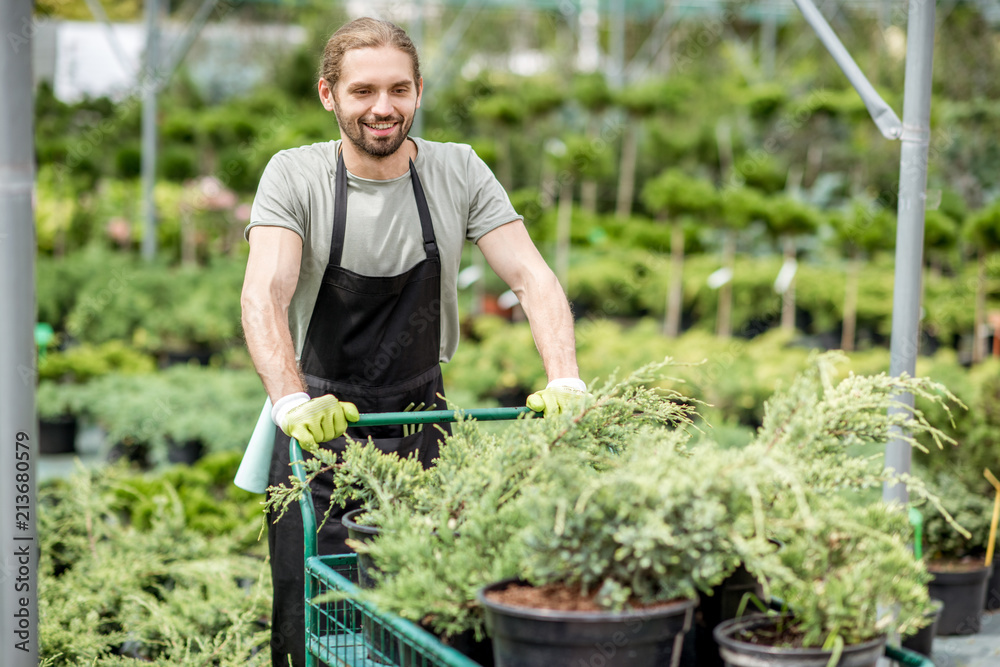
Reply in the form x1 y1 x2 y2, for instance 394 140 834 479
367 122 394 130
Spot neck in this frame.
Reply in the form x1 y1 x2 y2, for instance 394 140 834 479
340 138 416 180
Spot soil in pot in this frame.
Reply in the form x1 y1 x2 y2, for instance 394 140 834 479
40 415 78 454
478 579 696 667
901 598 943 658
928 558 992 635
713 614 886 667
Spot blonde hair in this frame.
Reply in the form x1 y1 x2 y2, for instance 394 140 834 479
320 18 421 90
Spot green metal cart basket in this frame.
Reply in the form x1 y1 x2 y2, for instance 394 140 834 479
292 407 530 667
291 408 936 667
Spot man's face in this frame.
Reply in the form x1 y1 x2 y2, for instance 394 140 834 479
330 46 422 159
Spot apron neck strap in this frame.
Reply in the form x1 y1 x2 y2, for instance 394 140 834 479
331 149 438 267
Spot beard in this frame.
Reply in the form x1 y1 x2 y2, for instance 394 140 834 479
333 98 415 159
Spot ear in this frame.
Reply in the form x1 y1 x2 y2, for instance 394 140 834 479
415 77 423 109
318 78 336 112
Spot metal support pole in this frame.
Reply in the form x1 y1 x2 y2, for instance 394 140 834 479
83 0 136 76
791 0 902 139
159 0 221 84
1 0 39 664
141 0 160 261
411 0 424 138
609 0 626 89
884 0 936 506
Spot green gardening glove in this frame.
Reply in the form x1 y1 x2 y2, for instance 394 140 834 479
272 393 360 447
526 378 588 417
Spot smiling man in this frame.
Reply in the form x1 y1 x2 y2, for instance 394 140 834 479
240 17 583 665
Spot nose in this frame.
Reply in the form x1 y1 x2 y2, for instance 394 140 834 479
371 90 393 117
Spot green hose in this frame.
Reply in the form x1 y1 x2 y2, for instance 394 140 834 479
909 507 924 560
885 644 934 666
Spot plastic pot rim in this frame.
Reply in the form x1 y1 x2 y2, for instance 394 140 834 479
476 577 697 623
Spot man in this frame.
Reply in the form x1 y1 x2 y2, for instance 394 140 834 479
240 17 584 666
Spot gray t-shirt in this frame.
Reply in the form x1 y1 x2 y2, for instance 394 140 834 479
246 137 519 363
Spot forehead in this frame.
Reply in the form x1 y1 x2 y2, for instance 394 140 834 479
338 45 416 87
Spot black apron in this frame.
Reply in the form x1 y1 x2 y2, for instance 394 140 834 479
268 149 449 667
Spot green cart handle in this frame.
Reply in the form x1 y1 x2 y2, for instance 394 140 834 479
294 406 533 558
353 405 534 426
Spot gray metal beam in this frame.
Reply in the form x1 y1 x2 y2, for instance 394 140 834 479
791 0 903 139
159 0 222 88
884 0 936 506
141 0 161 261
83 0 137 76
1 0 39 664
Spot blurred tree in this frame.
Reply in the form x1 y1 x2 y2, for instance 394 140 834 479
614 77 685 220
549 135 613 288
714 185 766 338
641 169 717 336
473 88 525 190
761 195 821 333
831 200 895 351
922 209 960 277
572 73 614 214
963 202 1000 364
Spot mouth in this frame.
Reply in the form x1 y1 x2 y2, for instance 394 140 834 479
363 121 398 138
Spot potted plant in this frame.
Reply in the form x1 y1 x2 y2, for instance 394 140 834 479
476 436 773 667
714 499 932 667
36 342 156 455
707 353 962 667
918 470 993 636
36 381 84 455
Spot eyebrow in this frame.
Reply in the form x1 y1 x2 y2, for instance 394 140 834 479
346 80 413 92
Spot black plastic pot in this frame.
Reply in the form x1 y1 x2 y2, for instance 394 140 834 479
478 578 696 667
166 438 204 465
107 440 150 468
986 555 1000 611
928 561 992 635
901 598 943 658
342 509 396 662
342 508 381 589
39 415 78 454
685 566 763 667
713 614 887 667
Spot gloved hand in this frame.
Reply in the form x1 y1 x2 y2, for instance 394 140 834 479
526 378 588 417
271 392 359 446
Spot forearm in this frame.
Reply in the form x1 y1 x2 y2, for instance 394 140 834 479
242 293 306 402
516 269 580 382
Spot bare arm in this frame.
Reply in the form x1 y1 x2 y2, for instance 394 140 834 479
477 221 580 382
241 226 307 402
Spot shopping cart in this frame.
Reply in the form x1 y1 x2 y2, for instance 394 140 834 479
291 407 937 667
292 407 531 667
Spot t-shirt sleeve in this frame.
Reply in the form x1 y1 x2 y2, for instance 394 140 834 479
244 152 308 242
464 148 522 244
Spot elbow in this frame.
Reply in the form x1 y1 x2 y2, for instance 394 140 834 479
241 284 277 333
517 265 565 307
